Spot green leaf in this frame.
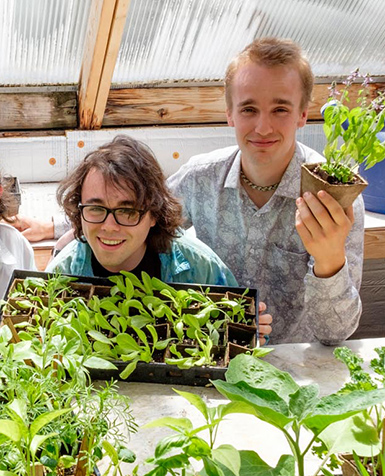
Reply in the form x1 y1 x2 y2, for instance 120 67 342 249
173 389 209 420
84 356 118 370
0 471 18 476
224 354 299 401
318 413 381 457
102 440 119 465
214 450 295 476
304 388 385 434
186 437 211 458
116 333 142 352
0 420 22 442
202 457 225 476
213 380 292 430
88 329 113 345
120 270 146 291
30 408 72 439
289 384 320 420
8 399 28 424
154 435 191 458
120 360 138 379
30 432 58 458
143 417 194 433
212 445 241 476
118 446 136 463
142 272 154 295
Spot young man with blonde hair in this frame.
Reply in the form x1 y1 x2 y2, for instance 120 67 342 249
168 37 364 344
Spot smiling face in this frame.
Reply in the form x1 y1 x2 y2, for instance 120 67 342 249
80 168 156 273
226 62 308 175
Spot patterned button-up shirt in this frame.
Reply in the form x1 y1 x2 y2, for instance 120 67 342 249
167 142 364 344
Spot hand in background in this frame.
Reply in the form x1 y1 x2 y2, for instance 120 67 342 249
258 301 272 346
7 215 54 242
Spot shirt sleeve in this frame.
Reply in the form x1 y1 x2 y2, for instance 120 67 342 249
303 196 364 344
167 165 193 229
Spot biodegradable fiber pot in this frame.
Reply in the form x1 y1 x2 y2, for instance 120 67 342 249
301 163 368 209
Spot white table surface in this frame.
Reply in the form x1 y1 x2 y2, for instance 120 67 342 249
98 337 385 475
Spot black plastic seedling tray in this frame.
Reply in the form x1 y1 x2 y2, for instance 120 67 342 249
2 270 259 386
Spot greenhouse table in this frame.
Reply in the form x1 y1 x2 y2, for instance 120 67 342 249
97 337 385 475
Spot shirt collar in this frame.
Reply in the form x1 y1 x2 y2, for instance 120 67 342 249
223 143 305 199
224 149 242 189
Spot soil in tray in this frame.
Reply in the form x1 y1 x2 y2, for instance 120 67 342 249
90 285 113 299
227 323 256 348
66 283 92 299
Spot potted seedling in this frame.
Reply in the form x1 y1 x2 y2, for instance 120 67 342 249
301 69 385 208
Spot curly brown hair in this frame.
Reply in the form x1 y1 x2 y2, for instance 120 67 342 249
225 37 314 112
0 175 18 222
57 135 183 253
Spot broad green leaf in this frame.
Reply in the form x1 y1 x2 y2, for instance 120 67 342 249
231 451 294 476
289 384 320 420
304 388 385 434
212 445 241 476
84 356 117 370
88 329 112 345
217 401 256 420
8 399 27 422
186 437 211 458
116 333 142 352
102 440 119 465
318 413 381 457
154 435 191 458
30 408 72 438
224 354 299 401
213 380 292 430
118 446 136 463
143 417 194 433
0 324 12 342
0 471 18 476
173 389 208 420
120 360 138 379
202 456 225 476
0 420 22 442
150 454 189 471
251 347 274 358
99 300 120 312
131 315 154 329
30 432 58 458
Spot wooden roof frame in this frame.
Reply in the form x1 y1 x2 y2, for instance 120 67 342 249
0 0 384 132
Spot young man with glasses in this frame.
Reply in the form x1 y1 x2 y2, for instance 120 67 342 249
45 135 239 288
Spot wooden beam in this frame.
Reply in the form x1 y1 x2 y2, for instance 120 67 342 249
103 86 227 126
78 0 131 130
0 81 382 131
0 92 76 131
102 82 383 126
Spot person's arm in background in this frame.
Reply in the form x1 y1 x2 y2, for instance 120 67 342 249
296 191 364 344
7 213 70 242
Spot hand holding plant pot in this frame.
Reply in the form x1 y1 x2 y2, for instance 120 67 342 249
301 69 385 208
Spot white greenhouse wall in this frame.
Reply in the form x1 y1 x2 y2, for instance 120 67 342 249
0 124 327 184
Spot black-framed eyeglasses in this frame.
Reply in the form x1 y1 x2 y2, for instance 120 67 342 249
78 204 147 227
